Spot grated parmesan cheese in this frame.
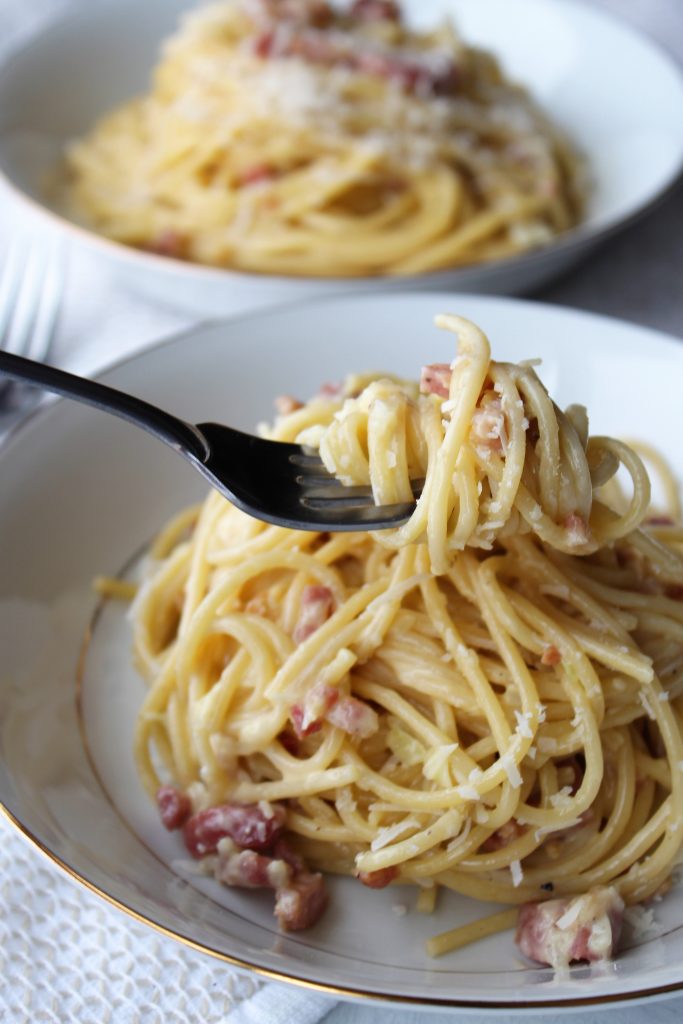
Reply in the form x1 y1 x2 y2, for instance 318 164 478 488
456 784 480 801
371 817 421 852
446 817 472 852
510 860 524 887
258 800 275 819
474 804 489 825
549 786 573 808
514 709 533 739
534 819 580 841
623 904 656 939
500 751 523 788
640 689 657 721
539 583 570 600
556 899 583 931
187 781 211 812
423 743 459 785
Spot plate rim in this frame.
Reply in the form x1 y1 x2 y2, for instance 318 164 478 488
5 800 683 1011
3 291 683 1010
0 0 682 291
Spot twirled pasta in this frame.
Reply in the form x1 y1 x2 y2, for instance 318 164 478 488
292 315 650 573
63 0 584 276
128 313 683 958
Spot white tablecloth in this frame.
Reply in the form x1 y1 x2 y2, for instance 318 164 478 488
2 2 683 1022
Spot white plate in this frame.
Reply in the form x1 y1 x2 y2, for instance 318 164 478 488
2 292 683 1012
0 0 682 316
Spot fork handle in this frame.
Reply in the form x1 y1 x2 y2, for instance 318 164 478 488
0 351 209 461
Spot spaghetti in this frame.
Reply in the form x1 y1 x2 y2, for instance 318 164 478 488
130 314 683 962
64 0 585 277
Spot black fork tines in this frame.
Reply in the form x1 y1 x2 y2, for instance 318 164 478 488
300 496 415 517
288 451 325 470
295 473 348 488
298 473 425 502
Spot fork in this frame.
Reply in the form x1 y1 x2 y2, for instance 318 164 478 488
0 351 420 531
0 236 63 418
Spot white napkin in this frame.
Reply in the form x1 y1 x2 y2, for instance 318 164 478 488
226 984 331 1024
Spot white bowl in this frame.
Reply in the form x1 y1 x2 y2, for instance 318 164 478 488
0 0 682 316
3 292 683 1012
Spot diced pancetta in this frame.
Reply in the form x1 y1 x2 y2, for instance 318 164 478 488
274 394 304 415
183 801 286 858
179 798 329 931
350 0 401 22
272 837 307 873
420 363 451 398
481 818 526 853
290 681 339 738
515 887 624 968
146 230 188 259
238 163 274 186
250 0 333 27
252 25 458 95
564 513 591 547
289 703 323 738
293 584 335 643
327 696 379 738
290 685 378 740
357 866 399 888
214 835 328 931
274 870 329 930
541 645 562 667
471 396 506 453
156 784 192 831
318 381 344 398
215 842 292 890
213 834 328 930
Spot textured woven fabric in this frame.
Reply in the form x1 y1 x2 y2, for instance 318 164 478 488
0 816 262 1023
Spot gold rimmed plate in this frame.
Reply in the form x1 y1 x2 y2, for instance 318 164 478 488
3 292 683 1010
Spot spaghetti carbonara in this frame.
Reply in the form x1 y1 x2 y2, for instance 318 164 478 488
64 0 585 276
128 314 683 965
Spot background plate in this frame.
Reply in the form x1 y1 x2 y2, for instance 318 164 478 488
0 0 682 314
